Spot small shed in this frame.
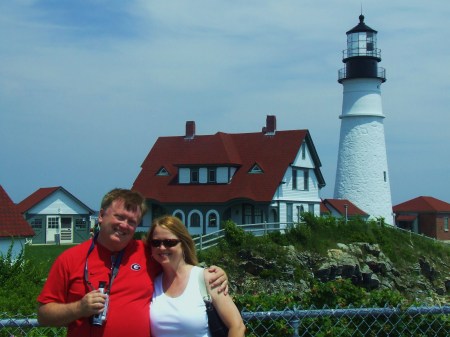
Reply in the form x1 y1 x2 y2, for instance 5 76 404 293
17 186 94 244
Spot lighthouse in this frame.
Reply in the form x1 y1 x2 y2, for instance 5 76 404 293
334 15 393 225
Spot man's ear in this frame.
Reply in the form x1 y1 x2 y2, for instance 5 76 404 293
98 209 104 223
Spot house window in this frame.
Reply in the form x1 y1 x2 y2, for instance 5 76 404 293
254 208 263 223
383 171 387 182
301 142 306 160
47 216 59 229
296 206 302 222
75 218 87 230
444 217 449 232
287 203 293 223
31 218 43 229
191 168 199 183
173 210 185 224
304 170 309 190
156 167 169 176
292 168 309 190
208 213 218 227
249 163 263 174
292 169 297 189
208 168 216 183
243 204 263 224
243 205 253 224
190 213 201 227
308 204 314 214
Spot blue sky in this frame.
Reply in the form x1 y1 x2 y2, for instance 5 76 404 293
1 1 449 210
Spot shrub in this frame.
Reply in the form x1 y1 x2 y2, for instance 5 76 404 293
0 242 47 314
223 220 246 246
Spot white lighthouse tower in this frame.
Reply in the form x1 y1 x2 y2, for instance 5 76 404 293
334 15 393 224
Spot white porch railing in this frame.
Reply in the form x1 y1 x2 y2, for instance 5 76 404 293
194 222 295 250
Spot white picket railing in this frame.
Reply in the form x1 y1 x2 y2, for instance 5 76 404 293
194 222 295 250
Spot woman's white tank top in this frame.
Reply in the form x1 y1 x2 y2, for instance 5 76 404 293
150 266 210 337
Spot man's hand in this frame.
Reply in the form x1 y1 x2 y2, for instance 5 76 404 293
207 265 228 295
80 289 108 317
37 290 108 327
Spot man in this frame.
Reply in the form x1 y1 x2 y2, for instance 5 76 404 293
37 188 226 337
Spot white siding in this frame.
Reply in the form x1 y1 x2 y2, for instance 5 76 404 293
271 165 322 224
279 168 321 203
28 190 88 215
291 143 314 168
0 238 27 261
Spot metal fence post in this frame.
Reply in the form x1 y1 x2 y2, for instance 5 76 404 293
290 318 300 337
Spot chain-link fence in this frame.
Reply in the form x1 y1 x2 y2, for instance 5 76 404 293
1 305 449 336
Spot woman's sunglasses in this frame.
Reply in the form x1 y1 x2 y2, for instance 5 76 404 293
150 239 181 248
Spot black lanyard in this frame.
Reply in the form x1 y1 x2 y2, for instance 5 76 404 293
84 233 125 295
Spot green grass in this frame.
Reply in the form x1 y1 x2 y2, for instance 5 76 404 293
25 244 77 274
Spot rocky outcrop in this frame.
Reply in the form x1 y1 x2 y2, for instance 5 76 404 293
230 242 450 304
314 243 397 290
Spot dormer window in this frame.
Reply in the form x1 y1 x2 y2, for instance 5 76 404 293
178 166 234 184
191 168 199 183
156 167 170 176
249 163 263 174
208 167 216 183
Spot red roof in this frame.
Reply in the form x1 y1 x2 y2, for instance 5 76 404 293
17 186 94 214
17 186 60 213
393 196 450 213
133 129 325 203
0 185 35 237
321 199 368 217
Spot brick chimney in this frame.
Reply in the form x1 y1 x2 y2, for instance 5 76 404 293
185 121 196 139
262 115 276 135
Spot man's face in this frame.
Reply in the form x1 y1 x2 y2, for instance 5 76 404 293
97 199 142 252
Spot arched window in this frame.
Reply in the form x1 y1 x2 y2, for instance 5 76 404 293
206 211 219 228
172 210 185 225
189 211 201 227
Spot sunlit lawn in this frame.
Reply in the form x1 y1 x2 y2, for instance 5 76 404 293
24 244 76 273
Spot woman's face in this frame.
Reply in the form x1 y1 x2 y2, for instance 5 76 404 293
150 226 183 265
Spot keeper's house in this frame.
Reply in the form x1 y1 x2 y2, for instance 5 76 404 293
132 116 326 235
17 186 94 244
0 185 34 259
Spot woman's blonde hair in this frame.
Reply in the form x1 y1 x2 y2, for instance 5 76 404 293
146 215 198 265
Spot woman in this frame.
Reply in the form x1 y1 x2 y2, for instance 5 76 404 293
146 215 245 337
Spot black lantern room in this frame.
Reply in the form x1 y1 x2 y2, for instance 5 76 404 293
338 15 386 83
